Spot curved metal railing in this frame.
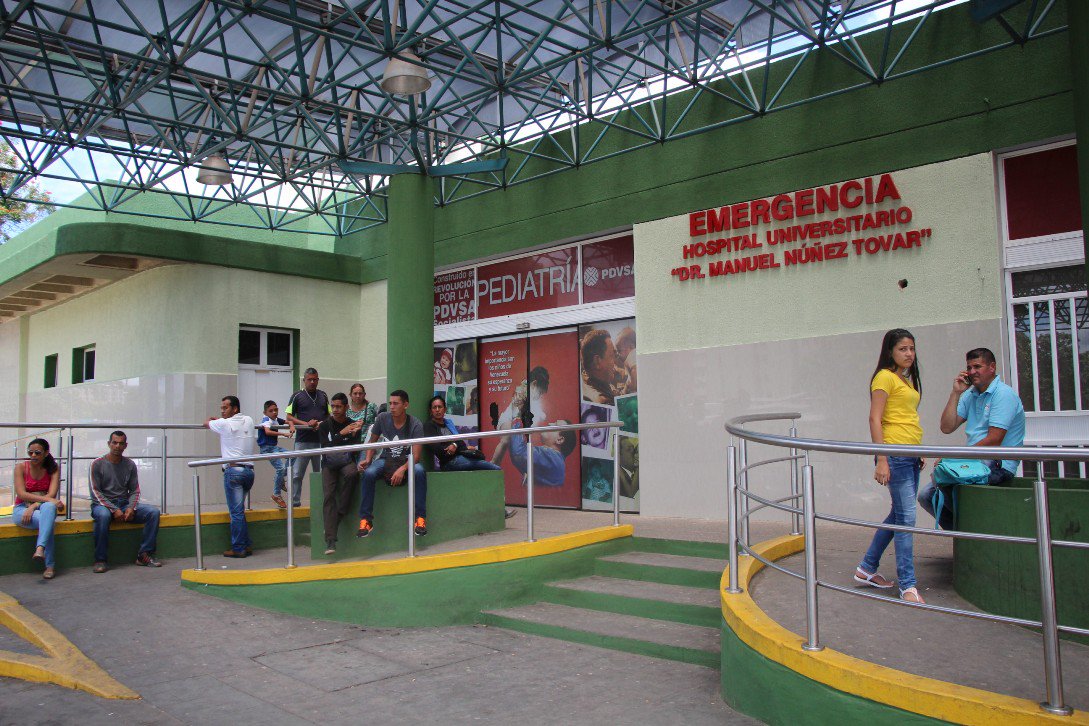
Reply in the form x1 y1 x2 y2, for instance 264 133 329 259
187 420 624 570
725 413 1086 717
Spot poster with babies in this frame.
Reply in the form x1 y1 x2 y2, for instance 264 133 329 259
434 338 479 448
579 318 639 512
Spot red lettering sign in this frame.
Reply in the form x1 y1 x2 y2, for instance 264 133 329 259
581 235 635 303
433 268 476 325
476 247 580 319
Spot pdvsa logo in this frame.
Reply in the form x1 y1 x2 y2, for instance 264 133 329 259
584 264 632 287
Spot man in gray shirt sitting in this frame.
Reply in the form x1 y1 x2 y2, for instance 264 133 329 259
89 431 162 572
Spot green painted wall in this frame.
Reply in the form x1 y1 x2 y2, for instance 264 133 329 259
953 482 1089 637
0 516 308 576
342 4 1072 275
308 470 504 559
720 623 946 725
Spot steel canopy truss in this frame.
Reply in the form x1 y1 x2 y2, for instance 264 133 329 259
0 0 1066 236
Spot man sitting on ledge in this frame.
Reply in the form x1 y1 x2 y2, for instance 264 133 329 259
918 347 1026 529
89 430 162 572
356 390 427 538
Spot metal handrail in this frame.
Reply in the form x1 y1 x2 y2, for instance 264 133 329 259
187 420 625 571
0 428 65 447
725 413 1082 717
0 422 220 518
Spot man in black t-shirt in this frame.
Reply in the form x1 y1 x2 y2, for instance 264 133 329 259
284 367 330 507
318 393 363 554
356 390 428 537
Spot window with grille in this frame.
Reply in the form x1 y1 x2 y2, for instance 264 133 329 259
1009 265 1088 414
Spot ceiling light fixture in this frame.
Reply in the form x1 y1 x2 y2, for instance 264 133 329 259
381 51 431 96
196 152 233 186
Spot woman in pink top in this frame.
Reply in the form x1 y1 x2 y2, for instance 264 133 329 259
12 438 62 579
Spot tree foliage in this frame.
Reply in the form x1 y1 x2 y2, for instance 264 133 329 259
0 141 54 242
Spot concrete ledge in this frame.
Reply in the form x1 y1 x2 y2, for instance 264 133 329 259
955 484 1088 638
308 469 505 561
0 508 309 575
0 507 310 539
720 535 1089 725
182 525 633 586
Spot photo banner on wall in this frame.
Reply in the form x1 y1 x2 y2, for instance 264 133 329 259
434 338 480 448
579 318 639 512
479 333 582 508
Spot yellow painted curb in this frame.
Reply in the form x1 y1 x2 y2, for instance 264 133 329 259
0 507 309 539
721 535 1088 725
182 524 634 586
0 590 139 699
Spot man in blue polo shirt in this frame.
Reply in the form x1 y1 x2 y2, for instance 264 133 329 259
918 347 1025 529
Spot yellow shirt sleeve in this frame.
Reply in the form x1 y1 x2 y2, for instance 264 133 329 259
870 369 897 395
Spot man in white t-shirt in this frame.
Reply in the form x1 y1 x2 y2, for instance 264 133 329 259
204 395 257 557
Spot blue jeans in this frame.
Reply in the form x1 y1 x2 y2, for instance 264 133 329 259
441 455 501 472
359 458 427 522
918 461 1012 530
91 500 160 563
224 466 255 553
13 502 57 567
290 441 321 507
859 456 920 591
260 444 289 495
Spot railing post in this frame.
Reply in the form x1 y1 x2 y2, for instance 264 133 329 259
526 432 536 543
192 473 204 571
789 422 801 536
285 458 296 568
160 428 169 514
64 432 74 520
612 428 621 527
10 441 16 509
802 462 823 652
1033 465 1071 715
726 444 742 594
738 439 750 548
407 448 416 558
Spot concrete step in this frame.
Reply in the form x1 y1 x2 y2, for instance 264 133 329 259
630 537 729 560
594 552 727 588
543 576 720 627
481 602 720 669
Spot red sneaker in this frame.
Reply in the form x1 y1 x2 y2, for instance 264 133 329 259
356 519 373 538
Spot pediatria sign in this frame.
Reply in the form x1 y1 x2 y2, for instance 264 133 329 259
672 173 933 282
434 235 634 325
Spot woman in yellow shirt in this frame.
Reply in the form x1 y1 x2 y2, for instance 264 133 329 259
855 329 926 604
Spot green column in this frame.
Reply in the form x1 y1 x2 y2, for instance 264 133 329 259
385 173 435 419
1070 0 1089 282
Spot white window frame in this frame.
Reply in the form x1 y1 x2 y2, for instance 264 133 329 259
997 140 1088 478
238 326 294 371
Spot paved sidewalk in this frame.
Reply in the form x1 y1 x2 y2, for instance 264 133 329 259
0 512 754 725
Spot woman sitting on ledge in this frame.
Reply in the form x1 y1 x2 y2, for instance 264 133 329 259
12 438 63 579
